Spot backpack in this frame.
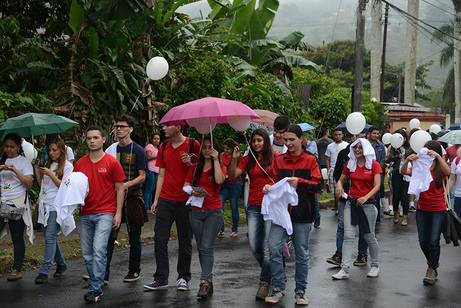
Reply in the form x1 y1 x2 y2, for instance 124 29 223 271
161 138 195 159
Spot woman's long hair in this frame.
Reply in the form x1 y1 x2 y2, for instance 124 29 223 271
192 136 221 192
0 133 24 165
45 138 67 180
247 129 273 172
425 140 443 188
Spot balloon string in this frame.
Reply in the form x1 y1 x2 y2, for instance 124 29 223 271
243 132 275 184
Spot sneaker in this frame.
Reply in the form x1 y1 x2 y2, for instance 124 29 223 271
82 274 108 285
35 273 48 284
265 288 286 303
353 254 368 266
255 281 270 300
197 280 213 298
143 280 168 290
295 290 309 306
409 204 416 211
383 209 394 216
332 269 349 280
326 252 342 266
7 270 22 281
399 210 403 217
123 271 140 282
367 267 379 278
84 291 103 303
53 264 67 277
314 217 321 228
423 268 436 285
177 278 189 291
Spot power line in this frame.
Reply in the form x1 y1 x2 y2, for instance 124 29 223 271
421 0 456 17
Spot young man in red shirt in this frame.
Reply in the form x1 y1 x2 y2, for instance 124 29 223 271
144 125 200 291
74 126 125 303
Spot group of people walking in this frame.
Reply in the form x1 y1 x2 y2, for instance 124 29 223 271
0 113 457 305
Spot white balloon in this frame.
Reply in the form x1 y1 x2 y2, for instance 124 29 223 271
409 118 420 130
390 133 404 149
410 130 432 154
321 168 328 180
429 124 441 134
23 147 37 163
196 118 217 135
227 115 251 132
346 112 366 135
336 142 348 153
186 118 206 127
457 147 461 157
382 133 392 145
146 56 169 80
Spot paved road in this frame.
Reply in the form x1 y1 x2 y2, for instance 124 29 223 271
1 209 460 307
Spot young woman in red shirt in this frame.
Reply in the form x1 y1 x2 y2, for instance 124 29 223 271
184 136 226 298
332 138 382 280
227 128 276 300
401 140 450 285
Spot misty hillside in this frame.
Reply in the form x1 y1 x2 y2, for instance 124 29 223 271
180 0 454 90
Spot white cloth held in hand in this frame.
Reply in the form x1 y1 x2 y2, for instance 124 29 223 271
183 186 204 208
408 147 435 199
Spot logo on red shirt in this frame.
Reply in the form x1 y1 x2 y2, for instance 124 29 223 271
98 167 107 173
364 169 372 174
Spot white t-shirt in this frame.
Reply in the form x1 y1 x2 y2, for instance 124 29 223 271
325 141 347 170
451 157 461 197
1 155 34 200
39 161 74 205
66 146 75 162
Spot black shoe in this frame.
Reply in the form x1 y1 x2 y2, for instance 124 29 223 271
353 254 368 266
35 273 48 284
314 217 321 228
326 252 342 266
84 291 103 303
53 264 67 277
123 271 140 282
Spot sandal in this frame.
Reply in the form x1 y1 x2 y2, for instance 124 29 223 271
230 232 238 238
217 231 225 238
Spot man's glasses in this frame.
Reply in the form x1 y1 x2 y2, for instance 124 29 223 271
115 125 130 129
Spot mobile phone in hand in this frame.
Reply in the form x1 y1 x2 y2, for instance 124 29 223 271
238 144 247 151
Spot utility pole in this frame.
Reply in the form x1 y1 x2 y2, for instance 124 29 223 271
453 0 461 122
370 0 382 102
380 3 389 102
353 0 367 112
404 0 420 105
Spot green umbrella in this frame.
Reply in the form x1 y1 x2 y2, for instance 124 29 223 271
0 113 78 141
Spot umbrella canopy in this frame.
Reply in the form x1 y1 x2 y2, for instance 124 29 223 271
0 113 78 141
249 122 273 131
438 130 461 145
159 97 259 126
298 123 315 132
449 122 461 130
335 122 370 134
251 109 279 127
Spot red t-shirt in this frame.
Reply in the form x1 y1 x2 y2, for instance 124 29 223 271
221 153 243 184
185 163 227 210
342 160 382 199
446 146 459 163
237 156 276 206
156 137 201 201
74 154 126 216
417 169 447 211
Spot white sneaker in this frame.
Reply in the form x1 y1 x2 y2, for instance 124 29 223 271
295 290 309 305
332 269 349 280
265 288 286 303
367 267 379 278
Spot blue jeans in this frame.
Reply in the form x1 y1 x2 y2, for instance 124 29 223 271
220 180 242 232
335 199 368 255
143 170 158 210
269 222 312 292
78 213 114 293
40 211 66 275
342 200 379 272
0 216 25 271
314 193 321 219
247 204 272 284
454 197 461 218
189 208 224 281
415 209 446 270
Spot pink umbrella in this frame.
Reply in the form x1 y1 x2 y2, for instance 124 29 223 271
159 97 259 128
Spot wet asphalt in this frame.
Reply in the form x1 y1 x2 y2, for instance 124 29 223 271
1 208 461 308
